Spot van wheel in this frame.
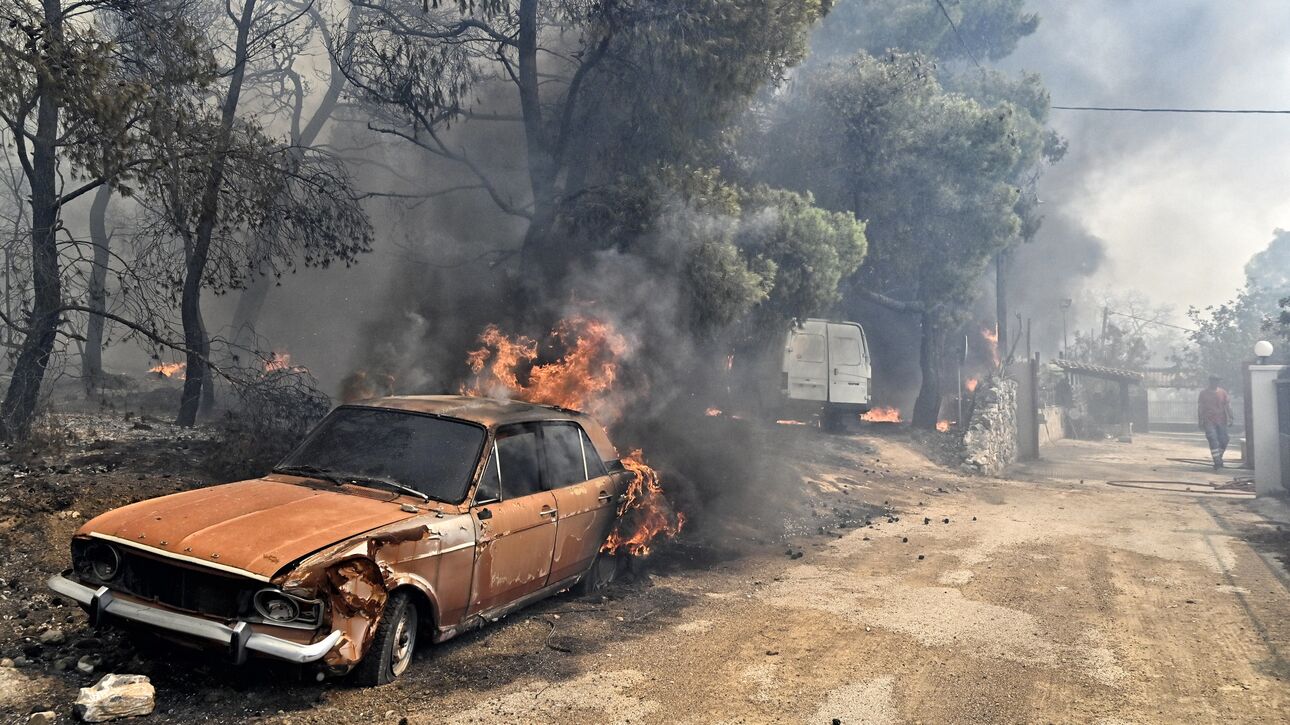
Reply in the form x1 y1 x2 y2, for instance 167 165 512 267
821 406 846 433
573 553 621 595
352 591 417 686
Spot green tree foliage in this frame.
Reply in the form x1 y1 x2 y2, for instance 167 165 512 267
757 51 1056 425
811 0 1039 63
1182 230 1290 384
341 0 825 287
624 168 867 334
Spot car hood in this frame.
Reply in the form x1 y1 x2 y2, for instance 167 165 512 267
78 477 418 580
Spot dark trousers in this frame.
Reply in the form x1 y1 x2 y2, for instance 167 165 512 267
1204 423 1230 463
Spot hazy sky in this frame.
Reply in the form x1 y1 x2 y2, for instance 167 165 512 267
1003 0 1290 318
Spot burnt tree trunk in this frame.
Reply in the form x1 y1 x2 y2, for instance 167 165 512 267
229 5 352 350
83 185 111 395
514 0 565 288
177 0 256 426
912 310 943 429
0 0 64 440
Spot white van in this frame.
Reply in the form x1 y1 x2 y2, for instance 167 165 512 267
782 319 872 426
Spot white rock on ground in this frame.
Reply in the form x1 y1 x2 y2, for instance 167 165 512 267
74 674 155 722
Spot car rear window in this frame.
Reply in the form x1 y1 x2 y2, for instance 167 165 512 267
279 407 485 503
544 423 587 488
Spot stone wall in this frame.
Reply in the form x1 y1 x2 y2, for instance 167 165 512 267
961 376 1019 475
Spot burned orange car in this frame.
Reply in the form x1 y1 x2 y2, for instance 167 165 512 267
49 396 631 684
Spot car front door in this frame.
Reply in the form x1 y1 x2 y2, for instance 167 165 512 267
468 424 559 614
542 422 618 583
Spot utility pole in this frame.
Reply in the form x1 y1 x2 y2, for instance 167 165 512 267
1060 298 1072 358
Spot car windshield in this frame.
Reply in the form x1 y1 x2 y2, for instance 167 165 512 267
277 407 485 503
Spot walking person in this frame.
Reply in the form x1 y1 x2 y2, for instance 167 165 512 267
1198 375 1234 470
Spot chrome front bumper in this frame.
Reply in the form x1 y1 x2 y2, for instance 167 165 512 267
48 573 342 664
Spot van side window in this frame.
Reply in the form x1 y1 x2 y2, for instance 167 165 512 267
791 333 825 363
543 423 587 488
494 427 543 499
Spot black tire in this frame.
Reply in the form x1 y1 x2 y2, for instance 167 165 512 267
352 590 418 686
572 552 620 595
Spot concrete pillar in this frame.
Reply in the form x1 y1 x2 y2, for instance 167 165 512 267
1247 365 1287 496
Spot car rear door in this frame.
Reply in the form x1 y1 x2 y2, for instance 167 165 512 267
468 424 559 614
827 322 868 405
542 422 618 583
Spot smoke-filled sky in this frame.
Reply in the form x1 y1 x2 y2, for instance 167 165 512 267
1002 0 1290 322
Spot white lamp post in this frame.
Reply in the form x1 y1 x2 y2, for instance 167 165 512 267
1255 340 1274 364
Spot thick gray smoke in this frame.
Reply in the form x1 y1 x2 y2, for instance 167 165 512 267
1000 0 1290 320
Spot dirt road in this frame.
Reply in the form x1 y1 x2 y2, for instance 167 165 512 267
4 427 1289 723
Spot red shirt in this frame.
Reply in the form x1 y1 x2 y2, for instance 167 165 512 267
1198 388 1231 426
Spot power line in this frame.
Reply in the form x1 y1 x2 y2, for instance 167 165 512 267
1053 105 1290 115
933 0 983 70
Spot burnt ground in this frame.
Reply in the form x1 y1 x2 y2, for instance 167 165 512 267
1 415 1288 723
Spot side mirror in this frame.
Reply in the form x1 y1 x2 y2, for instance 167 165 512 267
477 508 492 521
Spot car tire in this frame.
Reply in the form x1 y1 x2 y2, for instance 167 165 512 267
572 552 621 595
352 590 418 686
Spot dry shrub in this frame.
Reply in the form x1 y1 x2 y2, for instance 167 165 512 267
205 369 330 480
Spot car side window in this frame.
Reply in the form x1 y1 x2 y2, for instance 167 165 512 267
581 429 608 478
543 423 588 488
494 427 543 499
475 442 501 504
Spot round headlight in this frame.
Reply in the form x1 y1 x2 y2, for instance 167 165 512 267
254 590 301 623
84 542 120 581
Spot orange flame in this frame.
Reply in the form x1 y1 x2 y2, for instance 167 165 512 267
148 361 186 379
965 378 979 393
462 316 631 424
983 325 1000 368
936 420 953 432
264 351 292 372
776 419 808 426
705 407 722 417
861 406 902 423
601 450 685 557
464 318 683 557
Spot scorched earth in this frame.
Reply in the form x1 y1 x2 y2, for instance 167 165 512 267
1 416 1287 723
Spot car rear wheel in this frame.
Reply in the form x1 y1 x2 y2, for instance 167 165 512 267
573 552 621 595
352 590 418 686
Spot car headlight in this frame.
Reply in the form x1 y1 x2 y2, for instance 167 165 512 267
83 542 121 582
252 588 322 627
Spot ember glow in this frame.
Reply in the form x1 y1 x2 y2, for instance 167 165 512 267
775 419 808 426
705 407 722 417
861 406 902 423
601 450 685 556
936 420 953 432
264 351 292 372
966 378 979 393
148 361 186 379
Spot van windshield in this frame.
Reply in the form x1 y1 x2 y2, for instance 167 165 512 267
277 407 485 503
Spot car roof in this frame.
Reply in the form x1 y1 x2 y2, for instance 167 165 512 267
347 395 620 460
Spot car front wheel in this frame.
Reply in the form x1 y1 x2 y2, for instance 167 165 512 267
352 590 418 686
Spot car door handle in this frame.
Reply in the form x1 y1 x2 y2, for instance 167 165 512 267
539 509 558 517
597 492 612 502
